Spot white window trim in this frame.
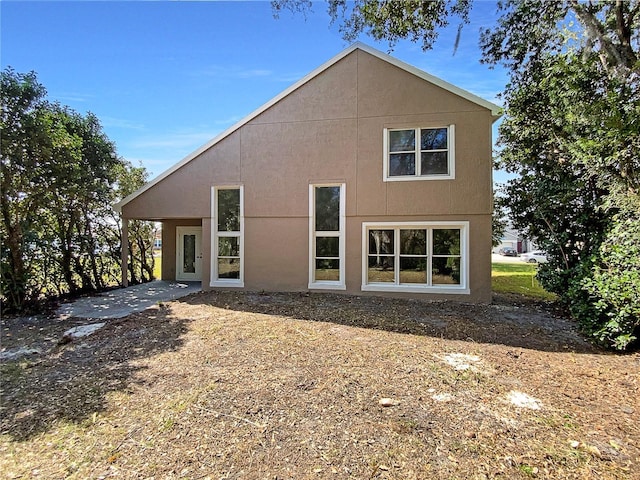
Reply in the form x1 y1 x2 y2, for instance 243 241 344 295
383 125 455 182
361 221 469 294
210 185 244 288
308 183 346 290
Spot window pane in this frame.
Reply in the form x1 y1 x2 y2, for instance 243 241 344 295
433 229 461 255
218 236 239 257
218 258 240 279
432 257 461 285
421 128 448 150
183 234 196 273
389 153 416 176
315 186 340 231
315 259 340 281
400 257 427 284
421 152 449 175
400 229 426 255
389 129 415 151
316 236 339 257
217 189 240 231
367 256 395 283
368 230 394 255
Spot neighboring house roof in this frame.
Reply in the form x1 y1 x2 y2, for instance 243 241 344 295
115 42 503 212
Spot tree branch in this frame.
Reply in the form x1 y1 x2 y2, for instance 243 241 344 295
569 0 636 75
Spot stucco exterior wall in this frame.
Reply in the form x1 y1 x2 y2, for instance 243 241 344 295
122 48 495 302
161 219 202 281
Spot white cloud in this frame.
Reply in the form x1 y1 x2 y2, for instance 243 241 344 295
101 116 146 130
130 130 217 150
53 92 94 103
214 114 244 125
196 65 273 79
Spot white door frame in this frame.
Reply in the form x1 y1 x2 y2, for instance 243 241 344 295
176 226 202 281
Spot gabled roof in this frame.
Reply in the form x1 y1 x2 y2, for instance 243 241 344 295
115 42 502 211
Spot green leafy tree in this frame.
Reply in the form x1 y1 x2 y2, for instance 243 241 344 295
1 69 50 309
492 191 507 248
482 1 639 348
274 0 472 51
584 206 640 350
1 68 155 312
112 162 156 285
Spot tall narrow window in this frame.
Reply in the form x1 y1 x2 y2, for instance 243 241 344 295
211 186 243 287
309 184 345 290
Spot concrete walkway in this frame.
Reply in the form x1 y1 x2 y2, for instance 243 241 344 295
56 281 201 320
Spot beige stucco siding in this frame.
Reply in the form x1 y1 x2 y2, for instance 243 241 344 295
254 51 357 124
122 49 492 222
356 51 487 118
235 214 492 302
122 47 495 303
240 119 358 218
356 110 492 217
122 132 241 220
244 217 309 291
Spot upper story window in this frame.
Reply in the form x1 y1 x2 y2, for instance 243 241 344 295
383 126 455 181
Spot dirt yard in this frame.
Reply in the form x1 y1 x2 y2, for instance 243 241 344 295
1 291 639 479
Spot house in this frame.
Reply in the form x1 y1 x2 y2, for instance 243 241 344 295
493 227 535 254
115 43 501 303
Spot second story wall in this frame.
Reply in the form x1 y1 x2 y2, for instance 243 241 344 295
121 48 494 221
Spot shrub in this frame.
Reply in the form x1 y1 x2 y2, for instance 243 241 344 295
583 211 640 350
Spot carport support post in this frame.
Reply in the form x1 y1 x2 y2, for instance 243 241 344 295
121 218 129 287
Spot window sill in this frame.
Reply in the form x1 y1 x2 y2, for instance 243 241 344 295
383 175 454 182
309 282 346 291
210 280 244 288
361 284 469 295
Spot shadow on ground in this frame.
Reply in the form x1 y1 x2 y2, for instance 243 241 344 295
1 289 602 442
177 290 600 354
1 306 191 442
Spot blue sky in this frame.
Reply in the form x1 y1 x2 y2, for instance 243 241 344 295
2 1 509 182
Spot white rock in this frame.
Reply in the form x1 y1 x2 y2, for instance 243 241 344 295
63 322 106 340
0 347 42 361
507 390 542 410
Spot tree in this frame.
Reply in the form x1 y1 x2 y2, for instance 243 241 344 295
112 162 156 285
273 0 472 51
482 1 639 349
492 191 507 248
1 68 155 312
584 206 640 350
273 0 640 348
1 69 50 309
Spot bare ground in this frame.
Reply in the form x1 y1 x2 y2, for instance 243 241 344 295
1 291 639 479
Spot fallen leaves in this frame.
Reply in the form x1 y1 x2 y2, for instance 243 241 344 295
1 291 638 479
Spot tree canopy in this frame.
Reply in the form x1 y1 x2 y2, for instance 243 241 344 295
1 68 155 312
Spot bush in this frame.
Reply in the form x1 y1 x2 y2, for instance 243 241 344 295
583 211 640 350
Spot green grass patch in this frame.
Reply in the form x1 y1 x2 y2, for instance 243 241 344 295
153 254 162 280
492 262 557 301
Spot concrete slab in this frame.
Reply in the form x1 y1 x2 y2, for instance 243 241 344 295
56 281 201 320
